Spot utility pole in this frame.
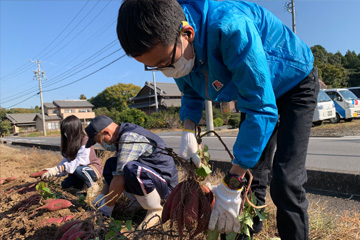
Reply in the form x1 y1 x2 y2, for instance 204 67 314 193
32 60 47 136
287 0 296 34
152 71 159 113
205 101 214 136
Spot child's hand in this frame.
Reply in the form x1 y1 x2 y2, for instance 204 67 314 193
41 166 59 180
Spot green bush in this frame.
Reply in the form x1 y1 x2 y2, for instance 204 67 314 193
146 109 182 129
213 117 224 127
0 120 12 135
117 108 148 127
228 113 241 129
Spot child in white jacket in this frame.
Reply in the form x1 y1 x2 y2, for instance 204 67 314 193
41 115 103 197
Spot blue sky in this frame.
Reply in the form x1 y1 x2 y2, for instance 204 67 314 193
1 0 360 109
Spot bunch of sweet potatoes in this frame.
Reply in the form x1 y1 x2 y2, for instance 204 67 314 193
162 180 215 238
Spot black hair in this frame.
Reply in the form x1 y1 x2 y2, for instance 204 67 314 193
117 0 185 57
60 115 85 160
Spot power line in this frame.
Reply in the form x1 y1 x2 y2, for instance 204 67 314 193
43 54 125 93
0 0 91 82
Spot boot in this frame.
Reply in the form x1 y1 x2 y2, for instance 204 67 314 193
135 189 163 230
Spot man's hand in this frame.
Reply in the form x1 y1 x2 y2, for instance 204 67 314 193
179 130 201 168
41 166 59 180
208 181 243 233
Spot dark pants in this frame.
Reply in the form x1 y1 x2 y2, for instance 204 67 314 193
61 165 98 189
241 69 319 240
103 157 171 199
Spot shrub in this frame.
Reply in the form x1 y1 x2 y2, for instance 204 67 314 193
213 118 224 127
228 113 241 129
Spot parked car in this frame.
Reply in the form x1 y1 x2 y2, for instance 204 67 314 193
312 90 336 126
324 88 360 123
347 87 360 98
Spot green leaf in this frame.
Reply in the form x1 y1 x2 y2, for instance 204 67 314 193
243 224 251 237
243 215 254 229
196 164 212 177
206 228 220 240
226 232 237 240
203 144 209 152
126 220 132 230
43 187 51 193
204 152 210 159
254 208 269 221
105 230 116 240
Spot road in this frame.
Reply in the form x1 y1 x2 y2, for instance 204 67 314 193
1 134 360 174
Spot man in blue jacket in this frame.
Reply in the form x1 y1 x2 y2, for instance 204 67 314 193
116 0 319 239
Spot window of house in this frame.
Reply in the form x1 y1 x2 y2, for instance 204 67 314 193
47 122 59 130
65 109 73 113
52 109 59 114
78 109 90 113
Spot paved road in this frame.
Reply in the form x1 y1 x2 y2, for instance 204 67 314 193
2 134 359 174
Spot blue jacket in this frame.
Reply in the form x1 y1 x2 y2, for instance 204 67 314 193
176 0 314 169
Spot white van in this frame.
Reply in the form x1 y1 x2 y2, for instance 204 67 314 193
324 88 360 123
347 87 360 98
313 90 336 126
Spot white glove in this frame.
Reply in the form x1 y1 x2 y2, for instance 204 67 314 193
41 166 59 180
208 181 243 233
98 198 114 217
179 130 202 168
93 194 105 207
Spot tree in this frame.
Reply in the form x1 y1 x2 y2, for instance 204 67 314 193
321 63 347 88
0 108 8 120
90 83 141 111
0 120 12 135
311 45 329 65
79 94 87 100
328 52 343 66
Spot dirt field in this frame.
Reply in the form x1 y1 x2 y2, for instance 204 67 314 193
1 120 360 239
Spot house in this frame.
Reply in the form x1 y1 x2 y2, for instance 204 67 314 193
130 81 238 115
5 100 95 134
129 81 182 114
4 113 37 133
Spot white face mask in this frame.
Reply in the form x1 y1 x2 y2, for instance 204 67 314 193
101 142 117 152
100 134 117 152
161 36 195 79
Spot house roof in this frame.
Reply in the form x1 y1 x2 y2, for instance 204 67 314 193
53 100 94 108
34 113 62 121
131 82 181 101
145 81 181 96
43 102 56 108
5 113 37 124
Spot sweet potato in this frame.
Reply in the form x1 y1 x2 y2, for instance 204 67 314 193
162 181 184 223
59 222 85 240
3 176 16 184
0 177 6 184
35 199 73 211
184 184 200 229
40 215 74 226
55 220 83 240
30 170 48 178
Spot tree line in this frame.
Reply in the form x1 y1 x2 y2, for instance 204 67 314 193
311 45 360 88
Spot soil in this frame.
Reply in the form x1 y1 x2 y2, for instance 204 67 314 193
1 120 360 239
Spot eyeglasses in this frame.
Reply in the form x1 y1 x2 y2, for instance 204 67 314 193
144 33 179 71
